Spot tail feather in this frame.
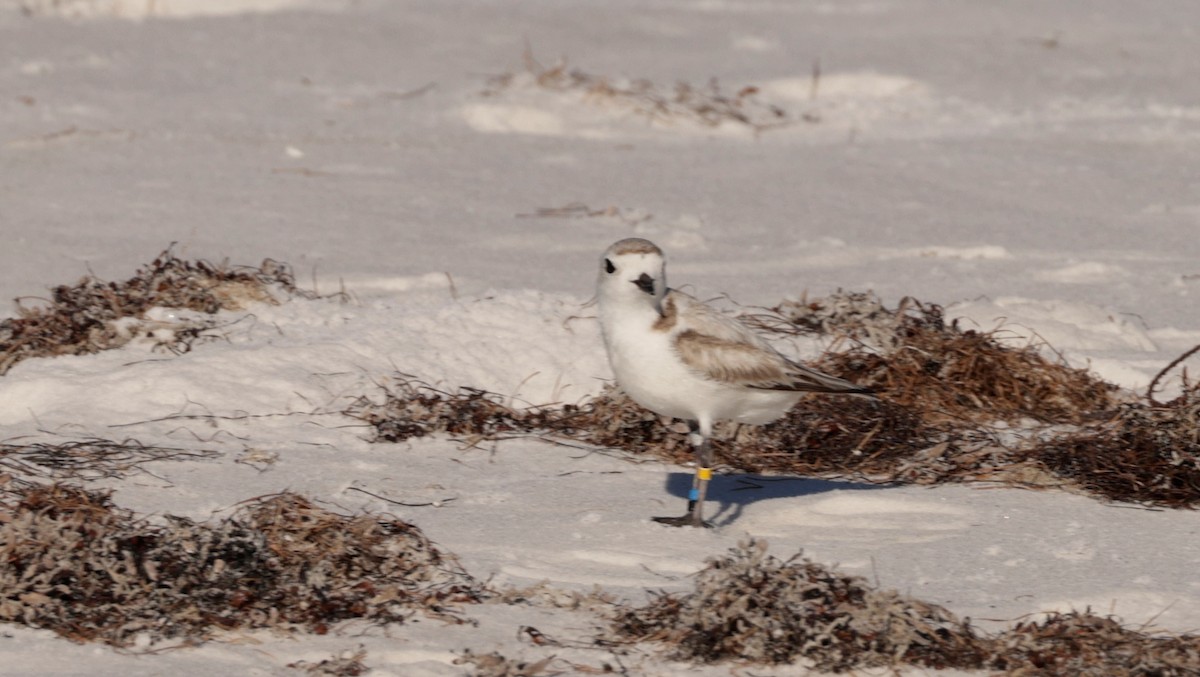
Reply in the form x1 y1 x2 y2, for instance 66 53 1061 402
764 359 878 395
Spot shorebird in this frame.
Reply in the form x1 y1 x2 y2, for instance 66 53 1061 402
596 238 874 527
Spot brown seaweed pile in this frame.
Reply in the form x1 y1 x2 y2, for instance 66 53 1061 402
0 483 484 646
1033 395 1200 508
769 291 1118 425
1 248 308 375
609 539 1200 675
611 539 991 672
349 374 1200 506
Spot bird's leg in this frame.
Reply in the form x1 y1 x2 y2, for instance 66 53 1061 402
688 433 714 526
683 421 702 515
653 420 714 528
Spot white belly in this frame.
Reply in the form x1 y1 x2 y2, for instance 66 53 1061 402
604 313 799 426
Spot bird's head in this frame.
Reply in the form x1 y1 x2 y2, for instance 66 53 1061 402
597 238 667 313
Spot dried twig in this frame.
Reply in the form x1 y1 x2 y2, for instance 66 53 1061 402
1146 343 1200 406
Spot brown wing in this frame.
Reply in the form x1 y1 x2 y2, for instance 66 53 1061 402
670 291 874 394
674 328 797 388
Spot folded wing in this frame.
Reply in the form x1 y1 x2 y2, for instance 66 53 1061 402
669 291 874 394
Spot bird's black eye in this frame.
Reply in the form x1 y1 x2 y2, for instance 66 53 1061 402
604 258 615 274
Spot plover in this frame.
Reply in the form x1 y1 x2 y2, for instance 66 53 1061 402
597 238 874 527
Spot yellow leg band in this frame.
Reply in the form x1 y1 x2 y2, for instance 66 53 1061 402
697 467 713 481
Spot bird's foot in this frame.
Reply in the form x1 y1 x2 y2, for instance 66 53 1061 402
652 514 713 529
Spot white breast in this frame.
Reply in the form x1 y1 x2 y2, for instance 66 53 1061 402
600 301 800 425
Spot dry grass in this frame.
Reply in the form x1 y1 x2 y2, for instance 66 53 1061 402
0 248 309 375
608 539 1200 675
0 482 485 646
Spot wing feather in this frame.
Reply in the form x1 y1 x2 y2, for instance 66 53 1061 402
668 290 873 394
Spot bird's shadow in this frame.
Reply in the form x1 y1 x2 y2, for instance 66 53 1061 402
658 471 890 528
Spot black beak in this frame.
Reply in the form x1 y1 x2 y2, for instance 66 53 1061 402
633 273 656 295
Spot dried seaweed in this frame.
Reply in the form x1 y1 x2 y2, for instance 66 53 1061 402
348 376 1194 505
768 292 1119 425
1033 395 1200 507
7 485 1195 674
349 379 925 471
760 293 1200 505
485 51 798 132
611 539 992 671
349 290 1200 507
0 248 309 375
287 646 369 676
0 483 485 646
608 540 1200 674
0 438 218 481
994 611 1200 676
352 375 1071 504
